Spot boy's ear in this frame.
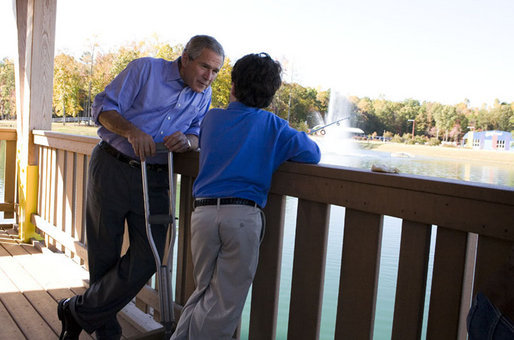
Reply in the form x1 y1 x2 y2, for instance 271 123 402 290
229 83 236 102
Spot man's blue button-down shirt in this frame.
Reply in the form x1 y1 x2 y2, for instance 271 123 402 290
92 57 212 163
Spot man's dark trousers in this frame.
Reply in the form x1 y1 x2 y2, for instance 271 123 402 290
69 144 169 339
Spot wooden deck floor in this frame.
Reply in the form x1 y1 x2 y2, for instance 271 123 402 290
0 227 148 340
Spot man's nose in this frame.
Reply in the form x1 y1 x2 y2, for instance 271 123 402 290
204 70 215 81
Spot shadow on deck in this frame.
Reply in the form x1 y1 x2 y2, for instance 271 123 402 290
0 227 160 340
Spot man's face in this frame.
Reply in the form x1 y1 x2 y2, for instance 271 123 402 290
181 48 223 93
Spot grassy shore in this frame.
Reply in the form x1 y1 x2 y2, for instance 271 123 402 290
359 141 514 167
49 123 99 137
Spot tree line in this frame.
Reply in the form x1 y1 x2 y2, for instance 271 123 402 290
1 38 513 142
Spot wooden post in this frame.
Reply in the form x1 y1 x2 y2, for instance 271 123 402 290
14 0 56 241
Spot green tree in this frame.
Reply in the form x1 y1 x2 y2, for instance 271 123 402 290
433 104 457 141
0 58 16 119
111 42 145 78
488 99 513 132
53 54 84 117
90 52 116 97
399 99 421 134
210 58 232 109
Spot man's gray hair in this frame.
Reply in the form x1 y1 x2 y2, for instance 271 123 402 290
183 35 225 63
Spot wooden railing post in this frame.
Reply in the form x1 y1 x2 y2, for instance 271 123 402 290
287 199 330 340
14 0 56 242
335 209 383 339
392 221 432 339
249 193 286 340
175 175 195 308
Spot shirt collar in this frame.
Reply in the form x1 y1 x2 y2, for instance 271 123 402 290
167 57 183 83
227 101 259 111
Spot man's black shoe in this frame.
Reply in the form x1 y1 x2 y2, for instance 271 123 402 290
57 298 83 340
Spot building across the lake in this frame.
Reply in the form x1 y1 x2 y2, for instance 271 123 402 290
462 130 512 151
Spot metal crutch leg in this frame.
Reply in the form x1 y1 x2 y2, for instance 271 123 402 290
141 144 176 340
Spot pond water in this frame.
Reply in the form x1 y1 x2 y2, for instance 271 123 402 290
240 140 513 340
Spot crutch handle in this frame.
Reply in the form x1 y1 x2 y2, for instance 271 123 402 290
155 142 168 154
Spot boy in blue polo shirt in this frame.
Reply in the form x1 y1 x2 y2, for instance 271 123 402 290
171 53 321 339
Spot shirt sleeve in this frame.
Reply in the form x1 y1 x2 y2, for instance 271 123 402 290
286 131 322 164
91 59 148 124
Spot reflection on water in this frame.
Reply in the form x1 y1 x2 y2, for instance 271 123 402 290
319 141 514 187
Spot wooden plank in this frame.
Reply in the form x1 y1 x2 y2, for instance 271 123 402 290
426 226 467 339
15 250 89 291
33 130 99 155
65 151 75 238
42 146 51 221
392 221 432 339
0 262 56 339
14 0 56 165
49 148 57 229
458 233 478 339
272 161 514 205
0 128 17 140
0 248 65 337
119 301 162 334
56 149 65 236
14 0 28 116
335 209 382 339
473 235 513 295
288 199 330 340
32 214 88 260
37 145 44 214
249 193 285 340
269 164 514 241
0 202 15 212
175 175 195 307
75 153 86 246
1 233 142 340
0 298 25 340
3 139 16 218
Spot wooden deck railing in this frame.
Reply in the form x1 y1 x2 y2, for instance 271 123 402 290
2 129 513 339
0 128 17 223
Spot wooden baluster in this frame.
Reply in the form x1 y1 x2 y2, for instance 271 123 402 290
335 208 383 340
392 221 432 339
288 199 330 340
249 193 286 340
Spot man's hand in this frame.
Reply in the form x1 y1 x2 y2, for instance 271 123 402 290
98 110 156 161
127 129 155 161
163 132 196 153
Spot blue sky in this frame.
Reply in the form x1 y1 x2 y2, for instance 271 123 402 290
1 0 513 107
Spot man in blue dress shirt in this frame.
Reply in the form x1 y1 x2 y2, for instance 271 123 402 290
57 35 224 340
171 53 321 339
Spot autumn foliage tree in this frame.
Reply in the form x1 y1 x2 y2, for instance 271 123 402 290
0 58 16 119
1 37 513 140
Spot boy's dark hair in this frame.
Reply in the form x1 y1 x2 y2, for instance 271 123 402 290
231 53 282 108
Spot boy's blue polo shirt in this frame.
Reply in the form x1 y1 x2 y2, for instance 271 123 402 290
193 101 321 208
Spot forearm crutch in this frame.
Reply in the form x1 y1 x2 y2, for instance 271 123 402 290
141 143 176 339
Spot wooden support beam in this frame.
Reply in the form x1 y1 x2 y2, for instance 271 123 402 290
14 0 57 242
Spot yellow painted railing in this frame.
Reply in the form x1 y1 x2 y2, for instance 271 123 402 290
2 129 512 339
